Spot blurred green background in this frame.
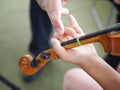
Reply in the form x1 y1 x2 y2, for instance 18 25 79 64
0 0 116 90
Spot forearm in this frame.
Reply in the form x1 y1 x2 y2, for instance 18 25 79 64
79 56 120 90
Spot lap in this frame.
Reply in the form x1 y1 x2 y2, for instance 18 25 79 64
63 68 103 90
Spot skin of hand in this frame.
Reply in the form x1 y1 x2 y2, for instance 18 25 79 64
114 0 120 4
51 15 99 65
36 0 70 35
52 15 120 90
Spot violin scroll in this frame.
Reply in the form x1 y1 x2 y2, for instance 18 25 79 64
19 49 59 75
19 55 33 75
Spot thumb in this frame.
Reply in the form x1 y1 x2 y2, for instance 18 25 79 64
51 38 67 60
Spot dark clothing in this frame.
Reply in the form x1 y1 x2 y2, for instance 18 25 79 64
29 0 53 56
104 54 120 70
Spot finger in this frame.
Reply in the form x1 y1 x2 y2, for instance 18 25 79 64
68 15 84 35
61 8 69 15
53 18 64 35
55 27 78 42
64 27 78 38
51 38 67 60
49 11 64 35
46 0 64 35
60 36 73 42
65 36 73 41
54 32 65 42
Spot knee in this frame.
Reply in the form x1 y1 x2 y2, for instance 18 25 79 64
64 68 82 81
63 68 83 89
63 68 103 90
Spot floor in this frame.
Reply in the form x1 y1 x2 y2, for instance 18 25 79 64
0 0 116 90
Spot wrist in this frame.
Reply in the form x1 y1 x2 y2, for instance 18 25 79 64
78 55 102 68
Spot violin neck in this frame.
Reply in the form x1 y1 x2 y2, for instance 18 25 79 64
48 23 120 60
62 34 101 50
61 23 120 50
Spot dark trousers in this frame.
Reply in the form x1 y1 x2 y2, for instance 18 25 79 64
29 0 53 55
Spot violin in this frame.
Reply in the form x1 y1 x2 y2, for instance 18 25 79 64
19 23 120 75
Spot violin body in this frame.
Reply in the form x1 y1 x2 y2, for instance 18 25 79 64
109 32 120 56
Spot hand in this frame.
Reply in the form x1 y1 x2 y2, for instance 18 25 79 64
51 15 98 65
36 0 70 35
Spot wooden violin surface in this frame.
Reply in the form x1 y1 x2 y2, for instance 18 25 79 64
108 32 120 56
18 23 120 75
19 49 58 75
